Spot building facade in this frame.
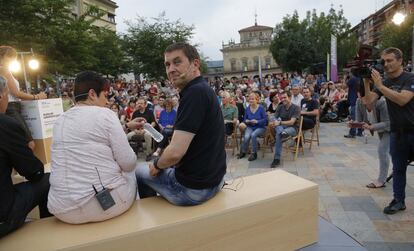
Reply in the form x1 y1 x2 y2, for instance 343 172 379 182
221 22 280 79
351 0 414 48
72 0 118 31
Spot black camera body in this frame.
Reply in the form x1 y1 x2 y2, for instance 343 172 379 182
351 59 385 78
347 44 385 78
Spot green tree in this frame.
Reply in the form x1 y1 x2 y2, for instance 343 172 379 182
92 29 131 77
380 13 414 63
270 11 314 72
123 12 195 78
0 0 127 77
270 7 357 72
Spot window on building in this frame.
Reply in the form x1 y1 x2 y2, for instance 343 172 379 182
242 58 248 71
249 33 252 37
265 57 271 68
108 13 116 23
253 56 259 70
230 59 237 72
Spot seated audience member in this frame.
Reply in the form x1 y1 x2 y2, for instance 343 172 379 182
131 97 158 161
110 103 126 125
152 96 163 121
319 82 328 96
267 91 280 115
300 87 319 130
61 91 74 112
323 81 338 103
355 79 390 188
0 76 52 238
153 98 176 157
270 91 301 167
291 84 303 107
238 92 267 161
221 91 238 136
48 71 145 224
124 100 135 121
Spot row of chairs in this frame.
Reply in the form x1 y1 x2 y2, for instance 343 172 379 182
225 116 320 160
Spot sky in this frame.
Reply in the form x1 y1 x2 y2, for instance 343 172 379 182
116 0 393 61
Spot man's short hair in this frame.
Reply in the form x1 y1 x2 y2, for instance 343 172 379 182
382 47 403 60
74 71 107 102
0 75 7 93
164 42 200 62
282 91 292 98
136 97 146 103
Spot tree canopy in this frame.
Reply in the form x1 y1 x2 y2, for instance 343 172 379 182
270 7 358 73
122 12 195 78
0 0 129 78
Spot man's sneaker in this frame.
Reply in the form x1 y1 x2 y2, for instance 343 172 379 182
344 134 355 138
248 153 257 161
281 132 291 142
383 199 406 215
270 159 280 168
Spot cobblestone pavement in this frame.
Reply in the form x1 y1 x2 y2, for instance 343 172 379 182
223 122 414 251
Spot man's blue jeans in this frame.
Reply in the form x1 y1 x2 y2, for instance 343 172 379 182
273 125 297 160
135 164 224 206
390 132 414 202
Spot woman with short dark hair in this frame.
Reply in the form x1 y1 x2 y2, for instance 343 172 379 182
48 71 145 224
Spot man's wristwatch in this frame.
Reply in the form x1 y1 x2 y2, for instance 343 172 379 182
153 157 162 171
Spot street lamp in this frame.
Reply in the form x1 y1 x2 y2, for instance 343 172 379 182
392 11 414 73
392 12 406 25
8 48 40 93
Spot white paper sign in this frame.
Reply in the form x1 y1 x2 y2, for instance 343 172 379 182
21 98 64 139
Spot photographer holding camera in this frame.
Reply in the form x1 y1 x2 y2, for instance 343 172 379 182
363 47 414 215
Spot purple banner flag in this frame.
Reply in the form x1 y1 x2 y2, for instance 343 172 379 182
330 34 338 82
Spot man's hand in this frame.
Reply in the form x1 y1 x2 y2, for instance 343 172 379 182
149 163 160 177
37 92 47 99
271 120 281 127
128 117 146 130
362 123 372 130
371 69 383 89
250 119 258 124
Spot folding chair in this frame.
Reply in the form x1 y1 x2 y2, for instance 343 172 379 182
285 116 304 160
261 125 275 158
303 116 320 150
225 120 239 156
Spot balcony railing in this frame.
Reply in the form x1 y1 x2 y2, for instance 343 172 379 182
222 40 271 50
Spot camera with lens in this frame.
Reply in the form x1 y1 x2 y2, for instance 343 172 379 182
351 59 385 78
347 45 385 78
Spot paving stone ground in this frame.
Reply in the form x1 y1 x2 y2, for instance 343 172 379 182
222 122 414 251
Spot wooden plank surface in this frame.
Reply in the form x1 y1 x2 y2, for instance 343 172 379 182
0 170 318 251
